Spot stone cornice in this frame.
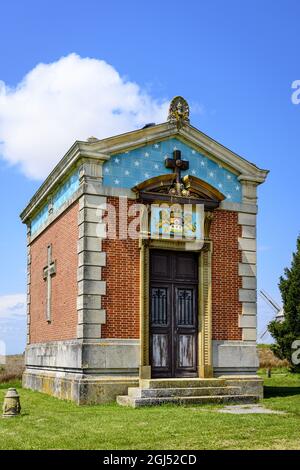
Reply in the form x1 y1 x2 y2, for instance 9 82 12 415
179 125 269 180
238 174 268 184
20 143 109 223
20 121 269 224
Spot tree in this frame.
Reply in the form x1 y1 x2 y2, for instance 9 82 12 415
268 235 300 372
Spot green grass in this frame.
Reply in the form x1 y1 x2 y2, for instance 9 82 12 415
257 343 272 349
259 368 300 415
0 371 300 450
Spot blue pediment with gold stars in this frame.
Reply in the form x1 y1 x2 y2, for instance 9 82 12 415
102 138 242 203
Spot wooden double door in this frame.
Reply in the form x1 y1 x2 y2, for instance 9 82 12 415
150 250 199 378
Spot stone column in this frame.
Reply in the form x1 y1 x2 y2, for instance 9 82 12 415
199 241 213 377
238 177 259 342
77 158 107 340
139 239 151 379
26 226 31 345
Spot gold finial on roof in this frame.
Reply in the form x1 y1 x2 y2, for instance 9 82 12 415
168 96 190 129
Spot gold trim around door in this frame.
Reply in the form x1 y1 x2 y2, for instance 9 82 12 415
139 237 213 379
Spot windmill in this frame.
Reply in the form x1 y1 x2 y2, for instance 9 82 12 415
259 289 285 339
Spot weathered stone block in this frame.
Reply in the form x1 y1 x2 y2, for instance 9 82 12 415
78 251 106 267
239 288 257 302
78 207 104 225
82 181 104 196
79 161 103 180
23 370 139 405
238 237 256 252
242 225 256 239
221 376 263 399
238 213 256 226
219 202 257 214
242 328 257 341
242 276 257 289
242 302 257 316
241 250 256 264
239 263 256 277
78 279 106 296
79 194 107 210
82 339 140 371
77 236 102 253
78 221 100 238
213 340 259 370
77 294 102 310
25 340 83 369
78 309 106 324
77 323 101 339
239 315 257 328
77 266 102 281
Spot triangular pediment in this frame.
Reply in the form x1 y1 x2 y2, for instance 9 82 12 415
87 121 268 181
21 119 268 224
101 135 243 203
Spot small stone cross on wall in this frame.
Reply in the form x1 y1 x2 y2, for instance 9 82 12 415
43 245 56 323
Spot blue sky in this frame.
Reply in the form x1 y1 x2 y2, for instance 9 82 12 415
0 0 299 354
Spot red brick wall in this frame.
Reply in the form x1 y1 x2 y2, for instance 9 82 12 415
101 199 241 341
210 210 242 340
29 202 79 343
101 197 140 338
28 199 241 344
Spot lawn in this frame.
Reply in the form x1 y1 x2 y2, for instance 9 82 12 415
0 370 300 450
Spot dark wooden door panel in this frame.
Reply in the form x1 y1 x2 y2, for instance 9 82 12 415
177 334 196 368
150 250 198 378
150 284 172 377
151 287 169 326
174 285 197 376
151 334 170 375
150 251 172 280
176 287 195 326
174 253 198 281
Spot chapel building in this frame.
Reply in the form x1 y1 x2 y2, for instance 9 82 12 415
21 97 268 405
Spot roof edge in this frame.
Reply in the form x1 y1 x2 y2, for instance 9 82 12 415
20 121 269 224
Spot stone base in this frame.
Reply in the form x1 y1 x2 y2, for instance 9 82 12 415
22 339 263 404
22 370 263 404
23 369 139 405
117 377 262 408
220 375 264 399
25 339 140 375
213 340 259 376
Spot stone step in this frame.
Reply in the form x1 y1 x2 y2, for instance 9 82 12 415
117 394 259 408
128 386 242 399
140 378 226 389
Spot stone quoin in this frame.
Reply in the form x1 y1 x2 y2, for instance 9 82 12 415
20 97 268 404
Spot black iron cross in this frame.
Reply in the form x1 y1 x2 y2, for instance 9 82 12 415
165 150 189 184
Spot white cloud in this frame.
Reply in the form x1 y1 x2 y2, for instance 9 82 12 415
0 53 169 179
0 294 26 320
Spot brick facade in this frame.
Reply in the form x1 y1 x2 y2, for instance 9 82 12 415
28 197 242 343
100 198 242 341
29 202 79 343
101 197 140 338
211 210 242 340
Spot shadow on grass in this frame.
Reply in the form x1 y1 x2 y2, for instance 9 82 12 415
264 386 300 398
